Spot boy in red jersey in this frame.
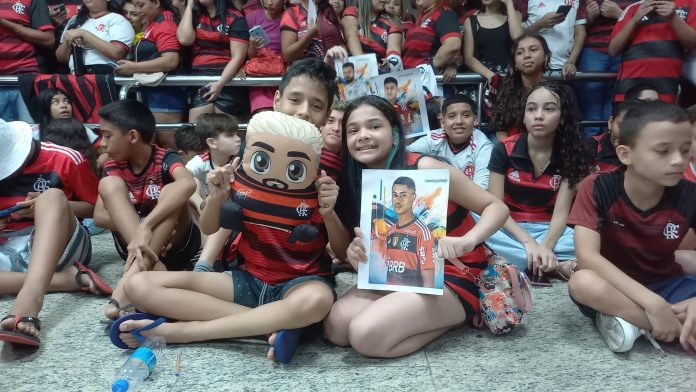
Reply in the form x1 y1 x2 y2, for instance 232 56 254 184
568 101 696 353
93 100 199 321
0 120 108 347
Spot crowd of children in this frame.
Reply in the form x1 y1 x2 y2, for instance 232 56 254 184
2 57 696 366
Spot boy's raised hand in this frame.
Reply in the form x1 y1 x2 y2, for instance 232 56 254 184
645 297 683 342
206 158 240 202
317 170 338 216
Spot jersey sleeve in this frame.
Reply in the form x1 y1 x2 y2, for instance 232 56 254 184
435 10 461 43
514 0 529 23
109 14 135 49
70 158 99 204
406 135 434 155
575 0 587 25
153 18 180 53
101 159 121 178
162 150 185 182
342 6 358 18
487 141 510 175
319 149 342 182
29 0 54 31
227 11 250 43
567 175 601 231
418 228 435 270
280 7 300 33
610 2 637 42
472 133 493 190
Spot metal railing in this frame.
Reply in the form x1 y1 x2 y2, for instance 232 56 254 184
0 72 618 129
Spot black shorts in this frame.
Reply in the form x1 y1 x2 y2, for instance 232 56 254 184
189 85 250 118
113 223 201 271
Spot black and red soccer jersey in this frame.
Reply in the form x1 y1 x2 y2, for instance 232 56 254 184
0 0 53 74
584 0 635 53
319 148 342 182
611 0 696 103
384 218 435 286
192 11 249 73
230 151 339 284
569 170 696 283
588 133 622 173
402 7 460 69
0 141 98 232
134 10 180 62
280 4 343 58
685 161 696 183
488 134 563 222
341 6 401 59
102 145 184 217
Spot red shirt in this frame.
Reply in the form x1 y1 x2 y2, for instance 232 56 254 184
0 141 98 232
192 10 249 73
588 132 622 173
584 0 635 53
102 145 184 217
568 171 696 283
0 0 53 74
402 7 460 69
685 161 696 183
611 0 696 103
280 4 343 59
384 218 435 286
134 10 180 62
488 133 563 222
341 6 402 59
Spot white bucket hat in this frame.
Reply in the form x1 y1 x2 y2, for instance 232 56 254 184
0 119 34 181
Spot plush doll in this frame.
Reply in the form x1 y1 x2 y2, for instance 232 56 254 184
219 111 324 243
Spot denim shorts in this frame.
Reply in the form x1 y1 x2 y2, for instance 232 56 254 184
225 268 336 308
141 86 187 113
571 275 696 317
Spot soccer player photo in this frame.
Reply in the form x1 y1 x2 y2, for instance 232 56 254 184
359 169 449 295
369 68 430 138
335 54 379 102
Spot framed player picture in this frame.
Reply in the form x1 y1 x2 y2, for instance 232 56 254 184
369 69 430 138
335 54 379 102
358 169 450 295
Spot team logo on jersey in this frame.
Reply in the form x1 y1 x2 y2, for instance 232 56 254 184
400 237 411 250
145 184 161 199
508 170 521 183
33 177 50 192
96 23 106 32
549 175 562 191
128 192 136 203
420 18 432 28
392 235 400 247
236 189 251 199
380 31 388 42
296 202 309 217
463 163 475 179
13 1 26 15
663 223 680 240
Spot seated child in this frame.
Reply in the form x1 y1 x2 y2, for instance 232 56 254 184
174 124 205 163
586 100 641 174
408 95 493 190
93 100 200 321
113 58 341 364
568 101 696 352
485 82 593 278
0 120 109 347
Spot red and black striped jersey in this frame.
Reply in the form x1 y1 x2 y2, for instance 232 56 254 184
102 145 184 217
280 3 344 59
568 170 696 283
610 0 696 103
488 133 563 222
341 6 402 59
385 217 434 271
402 7 460 69
0 141 98 232
134 10 180 62
584 0 635 53
685 161 696 183
588 132 622 173
0 0 53 74
192 10 250 73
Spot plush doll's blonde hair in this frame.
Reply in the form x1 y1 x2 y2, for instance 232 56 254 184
247 111 324 155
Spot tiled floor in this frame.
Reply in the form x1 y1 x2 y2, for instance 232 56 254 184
2 232 695 391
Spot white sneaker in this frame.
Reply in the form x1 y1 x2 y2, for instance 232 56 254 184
595 313 643 352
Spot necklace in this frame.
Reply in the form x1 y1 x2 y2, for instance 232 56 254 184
531 153 551 177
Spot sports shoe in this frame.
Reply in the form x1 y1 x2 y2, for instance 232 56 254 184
595 313 642 352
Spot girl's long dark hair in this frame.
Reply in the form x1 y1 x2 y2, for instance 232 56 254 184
527 82 592 186
35 88 71 141
44 118 99 176
193 0 238 32
490 33 550 135
68 0 120 30
336 95 407 229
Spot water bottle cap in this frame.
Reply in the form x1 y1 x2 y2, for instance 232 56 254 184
112 379 129 392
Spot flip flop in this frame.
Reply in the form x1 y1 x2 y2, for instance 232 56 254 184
74 262 113 296
109 312 166 349
0 315 41 347
100 299 136 325
556 259 578 281
273 328 303 364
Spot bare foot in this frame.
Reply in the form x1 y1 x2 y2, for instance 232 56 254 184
267 332 278 361
66 265 97 293
104 300 135 321
118 319 169 348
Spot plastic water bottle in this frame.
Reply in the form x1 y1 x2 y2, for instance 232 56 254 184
112 336 166 392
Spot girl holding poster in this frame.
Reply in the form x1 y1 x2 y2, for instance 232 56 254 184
321 96 509 358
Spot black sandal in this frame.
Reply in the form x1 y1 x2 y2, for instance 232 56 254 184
100 299 136 325
0 315 41 347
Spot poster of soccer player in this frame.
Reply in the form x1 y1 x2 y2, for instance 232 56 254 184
369 68 430 138
358 169 450 295
335 54 379 102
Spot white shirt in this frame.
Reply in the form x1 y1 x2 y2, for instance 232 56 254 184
407 128 494 190
521 0 587 70
186 152 214 197
61 13 135 72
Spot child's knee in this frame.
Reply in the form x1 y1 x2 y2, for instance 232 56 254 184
286 282 334 321
568 269 603 302
99 176 127 197
36 188 69 206
323 305 351 346
124 272 149 302
347 316 383 357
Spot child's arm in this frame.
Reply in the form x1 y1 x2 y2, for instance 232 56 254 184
340 13 363 56
317 171 351 262
608 2 654 56
672 298 696 353
575 225 683 340
281 25 320 64
194 228 233 272
537 181 574 269
563 24 586 78
200 164 234 235
472 138 494 190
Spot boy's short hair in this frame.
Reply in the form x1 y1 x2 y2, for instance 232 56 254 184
384 77 398 86
279 58 337 109
393 176 416 191
685 104 696 124
175 124 205 152
196 113 240 141
331 97 347 112
624 83 659 101
98 99 156 143
618 101 689 147
441 95 477 116
611 100 641 119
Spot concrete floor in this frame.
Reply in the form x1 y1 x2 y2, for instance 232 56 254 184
1 232 695 392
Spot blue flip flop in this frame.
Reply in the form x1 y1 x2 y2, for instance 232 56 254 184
273 328 303 364
109 312 166 349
